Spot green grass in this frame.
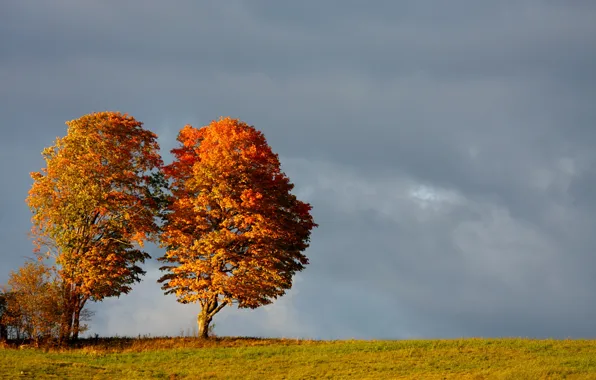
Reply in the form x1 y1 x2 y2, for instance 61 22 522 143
2 337 596 379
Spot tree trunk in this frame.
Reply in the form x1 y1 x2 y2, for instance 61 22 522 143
59 284 75 344
72 305 81 340
72 295 89 341
197 298 228 339
197 309 212 339
59 304 72 344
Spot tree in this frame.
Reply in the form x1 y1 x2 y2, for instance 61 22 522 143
158 117 316 338
27 111 163 342
1 262 62 344
0 290 7 341
0 290 19 341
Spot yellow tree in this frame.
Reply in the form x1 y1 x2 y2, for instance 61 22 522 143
1 262 63 344
27 112 163 341
158 117 317 338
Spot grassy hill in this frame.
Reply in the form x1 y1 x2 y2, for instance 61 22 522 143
1 337 596 379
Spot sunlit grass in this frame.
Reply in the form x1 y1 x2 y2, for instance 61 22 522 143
2 337 596 379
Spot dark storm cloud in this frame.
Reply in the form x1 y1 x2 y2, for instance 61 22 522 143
1 1 595 338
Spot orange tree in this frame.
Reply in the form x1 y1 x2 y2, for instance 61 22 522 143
158 117 316 338
27 112 163 341
1 262 63 344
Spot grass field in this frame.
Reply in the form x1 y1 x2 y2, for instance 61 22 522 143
1 337 596 379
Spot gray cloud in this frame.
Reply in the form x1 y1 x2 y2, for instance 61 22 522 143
1 1 595 339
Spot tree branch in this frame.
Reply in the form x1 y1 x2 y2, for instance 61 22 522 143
208 299 228 319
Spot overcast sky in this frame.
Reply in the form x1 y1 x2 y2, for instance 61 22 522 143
1 1 596 339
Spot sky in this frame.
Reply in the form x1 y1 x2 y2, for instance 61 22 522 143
1 1 596 339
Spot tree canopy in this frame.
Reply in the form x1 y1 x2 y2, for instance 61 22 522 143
26 111 163 341
158 117 316 338
5 113 317 343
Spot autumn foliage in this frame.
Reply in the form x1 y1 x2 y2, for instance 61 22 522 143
26 112 163 342
5 113 316 343
158 118 316 338
0 262 62 344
